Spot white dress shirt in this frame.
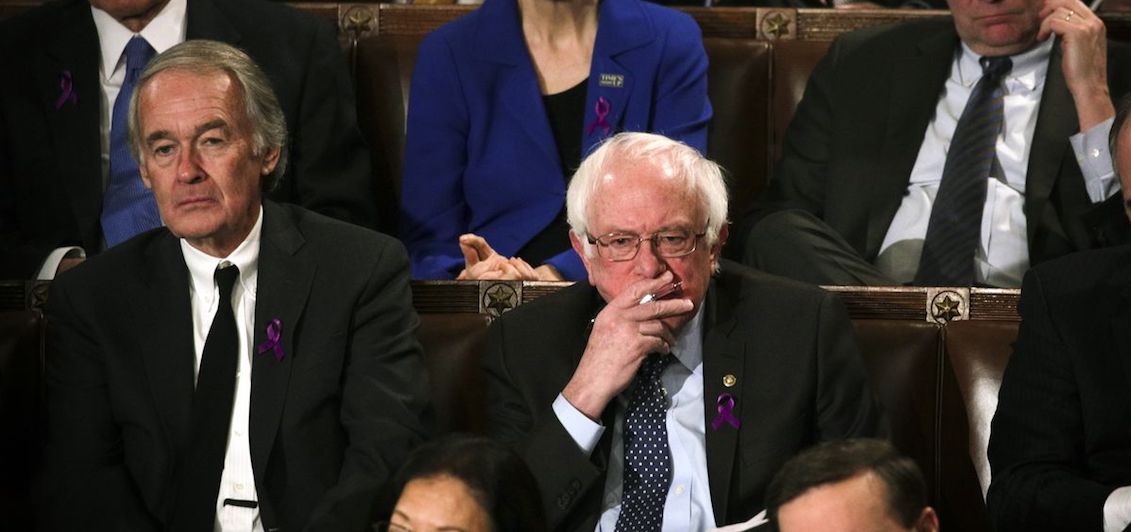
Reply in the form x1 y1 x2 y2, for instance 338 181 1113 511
875 39 1118 287
554 307 717 531
90 0 187 189
182 207 265 532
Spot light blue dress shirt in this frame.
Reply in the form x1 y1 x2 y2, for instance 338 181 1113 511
552 307 716 531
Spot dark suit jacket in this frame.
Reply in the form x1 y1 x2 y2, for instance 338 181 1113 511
400 0 711 280
483 261 887 531
742 17 1131 268
41 202 429 532
987 245 1131 532
0 0 377 278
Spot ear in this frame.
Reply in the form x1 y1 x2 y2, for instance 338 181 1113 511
913 507 939 532
710 223 729 271
259 145 281 176
569 230 597 286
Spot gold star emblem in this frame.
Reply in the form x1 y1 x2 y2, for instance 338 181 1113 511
762 12 792 40
933 295 962 322
484 284 516 316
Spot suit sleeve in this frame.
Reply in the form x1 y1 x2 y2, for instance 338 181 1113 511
650 12 711 154
306 240 430 530
483 317 605 529
41 275 160 531
814 290 889 440
986 269 1114 532
400 31 471 280
279 18 379 231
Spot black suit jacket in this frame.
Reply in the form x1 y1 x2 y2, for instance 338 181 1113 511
41 202 428 531
742 17 1131 267
987 245 1131 532
483 261 887 531
0 0 377 278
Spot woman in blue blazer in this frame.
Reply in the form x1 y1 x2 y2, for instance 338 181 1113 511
401 0 711 280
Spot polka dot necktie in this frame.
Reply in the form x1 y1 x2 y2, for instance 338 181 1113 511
615 353 674 532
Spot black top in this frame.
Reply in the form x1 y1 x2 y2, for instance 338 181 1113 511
518 78 588 267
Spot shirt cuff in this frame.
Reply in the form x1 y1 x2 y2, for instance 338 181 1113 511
35 246 86 280
1070 116 1119 203
552 393 605 455
1103 486 1131 532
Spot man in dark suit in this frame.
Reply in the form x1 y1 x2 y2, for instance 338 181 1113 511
985 96 1131 532
41 40 427 531
739 0 1131 288
0 0 377 279
484 132 886 531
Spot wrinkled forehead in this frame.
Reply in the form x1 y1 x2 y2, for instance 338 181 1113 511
588 161 701 229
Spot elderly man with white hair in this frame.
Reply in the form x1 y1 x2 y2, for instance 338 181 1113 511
483 132 887 532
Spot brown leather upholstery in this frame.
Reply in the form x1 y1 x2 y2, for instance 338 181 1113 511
0 310 43 531
417 312 492 434
937 320 1018 532
704 38 772 216
853 320 942 504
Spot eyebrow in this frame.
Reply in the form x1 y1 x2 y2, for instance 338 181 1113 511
390 510 470 532
144 119 231 147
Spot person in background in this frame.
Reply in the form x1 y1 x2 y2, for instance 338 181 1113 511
985 94 1131 532
400 0 711 281
766 439 939 532
737 0 1131 288
382 436 547 532
0 0 376 279
484 132 885 531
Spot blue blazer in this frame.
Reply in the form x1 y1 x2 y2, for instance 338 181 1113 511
400 0 711 280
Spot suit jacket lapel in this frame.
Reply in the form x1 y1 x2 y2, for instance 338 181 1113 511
701 280 746 524
472 0 560 169
583 0 651 153
249 202 314 481
44 2 104 248
1025 40 1075 247
867 26 956 257
138 233 197 453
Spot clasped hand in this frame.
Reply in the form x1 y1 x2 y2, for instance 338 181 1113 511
456 233 564 281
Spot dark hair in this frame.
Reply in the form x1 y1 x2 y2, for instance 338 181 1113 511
1109 92 1131 182
765 439 927 529
388 435 546 532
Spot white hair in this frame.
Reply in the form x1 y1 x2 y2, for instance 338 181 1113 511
566 132 728 257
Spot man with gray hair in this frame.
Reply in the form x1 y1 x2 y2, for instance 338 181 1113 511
41 40 428 531
484 132 886 531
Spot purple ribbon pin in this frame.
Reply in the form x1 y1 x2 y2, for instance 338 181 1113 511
55 70 77 110
256 318 284 362
586 96 612 136
711 393 741 431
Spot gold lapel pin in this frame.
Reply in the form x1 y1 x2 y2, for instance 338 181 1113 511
723 374 737 388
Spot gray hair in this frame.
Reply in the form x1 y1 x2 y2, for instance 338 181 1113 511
128 39 288 191
566 132 728 257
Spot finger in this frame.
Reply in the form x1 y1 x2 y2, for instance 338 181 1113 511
615 271 677 308
459 233 496 261
629 297 696 322
508 257 539 280
459 235 481 267
460 255 508 280
638 321 677 347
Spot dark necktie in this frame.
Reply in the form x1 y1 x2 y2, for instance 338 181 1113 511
172 264 240 531
615 354 674 532
914 56 1013 286
100 36 161 248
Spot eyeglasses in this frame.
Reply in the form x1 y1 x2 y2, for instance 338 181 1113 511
586 221 709 262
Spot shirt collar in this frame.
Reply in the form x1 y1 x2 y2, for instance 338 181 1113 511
671 304 706 372
956 37 1052 93
92 0 187 82
181 205 263 302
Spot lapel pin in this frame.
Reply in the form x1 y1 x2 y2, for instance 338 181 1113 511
55 70 77 110
712 393 741 431
256 318 285 362
723 374 737 387
586 96 612 136
598 73 624 88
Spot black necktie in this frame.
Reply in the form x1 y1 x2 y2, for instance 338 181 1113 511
173 264 240 531
615 354 674 532
914 56 1013 286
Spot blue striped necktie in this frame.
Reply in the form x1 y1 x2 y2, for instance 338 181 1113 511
914 55 1013 286
100 36 160 248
